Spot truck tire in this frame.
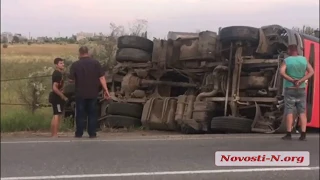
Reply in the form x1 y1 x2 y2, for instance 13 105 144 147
100 100 112 117
116 48 151 63
104 115 141 128
118 36 153 53
107 102 143 119
219 26 259 43
211 116 253 133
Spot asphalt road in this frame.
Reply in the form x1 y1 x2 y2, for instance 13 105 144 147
1 134 319 180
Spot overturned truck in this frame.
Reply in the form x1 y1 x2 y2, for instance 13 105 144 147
64 24 319 134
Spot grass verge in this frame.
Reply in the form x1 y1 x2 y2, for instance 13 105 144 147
1 108 73 132
1 44 79 133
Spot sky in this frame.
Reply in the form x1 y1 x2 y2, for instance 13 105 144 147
1 0 319 38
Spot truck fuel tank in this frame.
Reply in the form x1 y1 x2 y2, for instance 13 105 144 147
141 97 179 131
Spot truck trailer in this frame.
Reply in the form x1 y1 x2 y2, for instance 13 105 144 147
63 24 319 134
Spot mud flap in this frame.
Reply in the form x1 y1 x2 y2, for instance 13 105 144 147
251 102 298 133
255 28 268 54
251 102 275 133
274 111 299 134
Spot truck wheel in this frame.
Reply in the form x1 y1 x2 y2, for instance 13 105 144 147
104 115 141 128
100 100 111 117
116 48 151 63
211 116 253 133
118 36 153 53
107 102 143 119
219 26 259 43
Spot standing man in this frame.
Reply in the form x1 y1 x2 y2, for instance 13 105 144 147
280 44 314 141
49 58 68 137
68 46 110 138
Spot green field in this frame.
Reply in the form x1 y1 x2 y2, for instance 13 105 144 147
1 44 79 132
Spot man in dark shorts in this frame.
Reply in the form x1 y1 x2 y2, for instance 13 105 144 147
49 58 68 137
68 46 110 138
280 44 314 141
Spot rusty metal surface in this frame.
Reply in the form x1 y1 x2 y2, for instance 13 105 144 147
141 98 178 131
151 39 168 67
175 95 188 125
242 59 279 64
191 101 216 132
176 95 199 131
178 37 199 61
206 97 278 102
118 61 152 68
284 27 304 55
223 42 233 116
131 90 146 98
178 31 217 61
68 25 301 134
167 31 199 40
181 95 196 121
134 69 149 78
141 79 197 88
196 65 228 101
239 76 270 90
229 46 243 116
121 73 141 97
255 28 269 54
173 95 216 132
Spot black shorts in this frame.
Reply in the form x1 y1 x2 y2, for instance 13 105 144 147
49 92 65 115
51 101 65 115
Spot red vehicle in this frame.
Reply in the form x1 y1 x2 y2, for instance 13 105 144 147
301 33 319 130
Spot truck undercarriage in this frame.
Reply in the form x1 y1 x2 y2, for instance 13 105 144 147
64 24 304 134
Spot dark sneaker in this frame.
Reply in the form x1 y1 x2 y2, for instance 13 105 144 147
299 136 307 141
299 133 306 141
89 135 97 139
281 134 292 140
299 132 307 141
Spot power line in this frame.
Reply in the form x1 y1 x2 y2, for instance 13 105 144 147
0 102 51 107
0 75 51 82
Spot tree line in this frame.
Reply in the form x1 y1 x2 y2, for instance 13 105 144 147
1 22 318 45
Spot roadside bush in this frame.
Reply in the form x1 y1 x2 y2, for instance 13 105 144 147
16 67 54 114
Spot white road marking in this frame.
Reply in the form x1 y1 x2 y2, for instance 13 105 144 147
1 134 319 144
1 166 319 180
